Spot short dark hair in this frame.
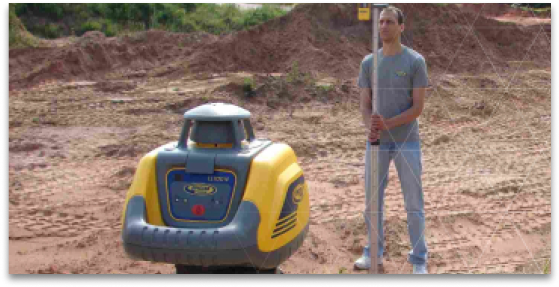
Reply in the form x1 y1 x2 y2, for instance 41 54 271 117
381 6 404 25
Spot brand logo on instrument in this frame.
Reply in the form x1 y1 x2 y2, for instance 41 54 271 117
292 183 305 204
185 183 217 196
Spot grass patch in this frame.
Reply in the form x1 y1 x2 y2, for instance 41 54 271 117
242 77 255 97
317 84 333 93
287 61 308 84
41 23 62 39
543 259 550 274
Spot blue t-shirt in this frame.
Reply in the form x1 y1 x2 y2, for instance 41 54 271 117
357 45 428 143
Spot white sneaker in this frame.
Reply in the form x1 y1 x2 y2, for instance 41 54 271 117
412 263 428 274
353 247 383 270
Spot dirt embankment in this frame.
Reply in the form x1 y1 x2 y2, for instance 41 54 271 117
9 4 551 90
9 30 218 90
459 3 551 18
183 3 551 78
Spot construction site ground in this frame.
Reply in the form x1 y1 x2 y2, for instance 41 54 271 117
8 4 551 274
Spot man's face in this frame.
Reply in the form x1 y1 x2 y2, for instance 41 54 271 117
379 10 404 41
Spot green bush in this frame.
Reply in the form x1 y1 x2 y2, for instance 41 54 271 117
14 3 28 16
9 4 38 48
317 84 333 94
179 4 197 12
187 4 230 34
153 3 193 30
243 77 254 91
103 20 118 37
15 3 64 20
543 259 550 274
287 61 301 84
241 4 286 29
86 3 108 17
243 77 256 97
512 3 550 9
78 19 120 37
172 16 199 33
185 4 286 35
14 3 289 39
9 9 18 46
79 20 103 35
43 23 62 39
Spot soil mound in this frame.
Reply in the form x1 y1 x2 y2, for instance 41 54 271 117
188 3 550 78
9 30 217 90
9 4 550 90
460 3 551 18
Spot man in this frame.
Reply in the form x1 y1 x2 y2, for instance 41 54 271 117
354 6 429 274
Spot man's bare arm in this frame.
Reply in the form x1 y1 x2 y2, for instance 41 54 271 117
360 88 373 130
384 87 426 130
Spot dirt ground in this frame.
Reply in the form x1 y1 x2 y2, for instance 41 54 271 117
9 4 551 274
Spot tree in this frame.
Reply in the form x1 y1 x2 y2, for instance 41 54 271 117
511 3 551 8
129 4 152 29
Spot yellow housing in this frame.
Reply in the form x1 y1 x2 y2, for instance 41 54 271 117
121 148 165 226
242 143 310 252
121 143 309 254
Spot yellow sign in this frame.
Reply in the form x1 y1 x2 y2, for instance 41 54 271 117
185 183 217 196
358 4 370 21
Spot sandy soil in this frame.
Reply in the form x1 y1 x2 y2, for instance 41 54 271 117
9 4 551 274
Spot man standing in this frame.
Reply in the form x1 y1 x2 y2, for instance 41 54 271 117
354 6 429 274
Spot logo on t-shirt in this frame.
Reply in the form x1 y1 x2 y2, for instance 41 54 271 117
396 71 407 77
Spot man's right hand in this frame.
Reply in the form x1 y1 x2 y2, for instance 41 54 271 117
368 126 380 142
368 115 382 142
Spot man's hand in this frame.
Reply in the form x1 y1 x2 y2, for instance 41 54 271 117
368 128 380 142
368 114 389 142
371 114 389 131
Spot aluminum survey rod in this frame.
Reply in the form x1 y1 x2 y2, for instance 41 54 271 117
368 3 388 274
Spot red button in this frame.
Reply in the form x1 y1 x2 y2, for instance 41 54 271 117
192 205 205 216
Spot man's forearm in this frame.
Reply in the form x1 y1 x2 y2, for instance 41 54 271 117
385 106 421 130
361 106 372 130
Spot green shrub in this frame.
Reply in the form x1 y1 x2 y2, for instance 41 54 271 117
154 3 194 31
14 3 289 39
179 4 197 12
86 3 108 17
172 16 200 33
103 20 118 37
287 61 301 84
243 77 254 92
317 84 333 93
16 3 64 20
543 259 550 274
241 4 286 29
9 4 38 48
512 3 550 9
43 23 61 39
14 3 28 16
79 20 103 35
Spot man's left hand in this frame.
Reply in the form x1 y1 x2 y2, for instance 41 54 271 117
371 114 390 131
